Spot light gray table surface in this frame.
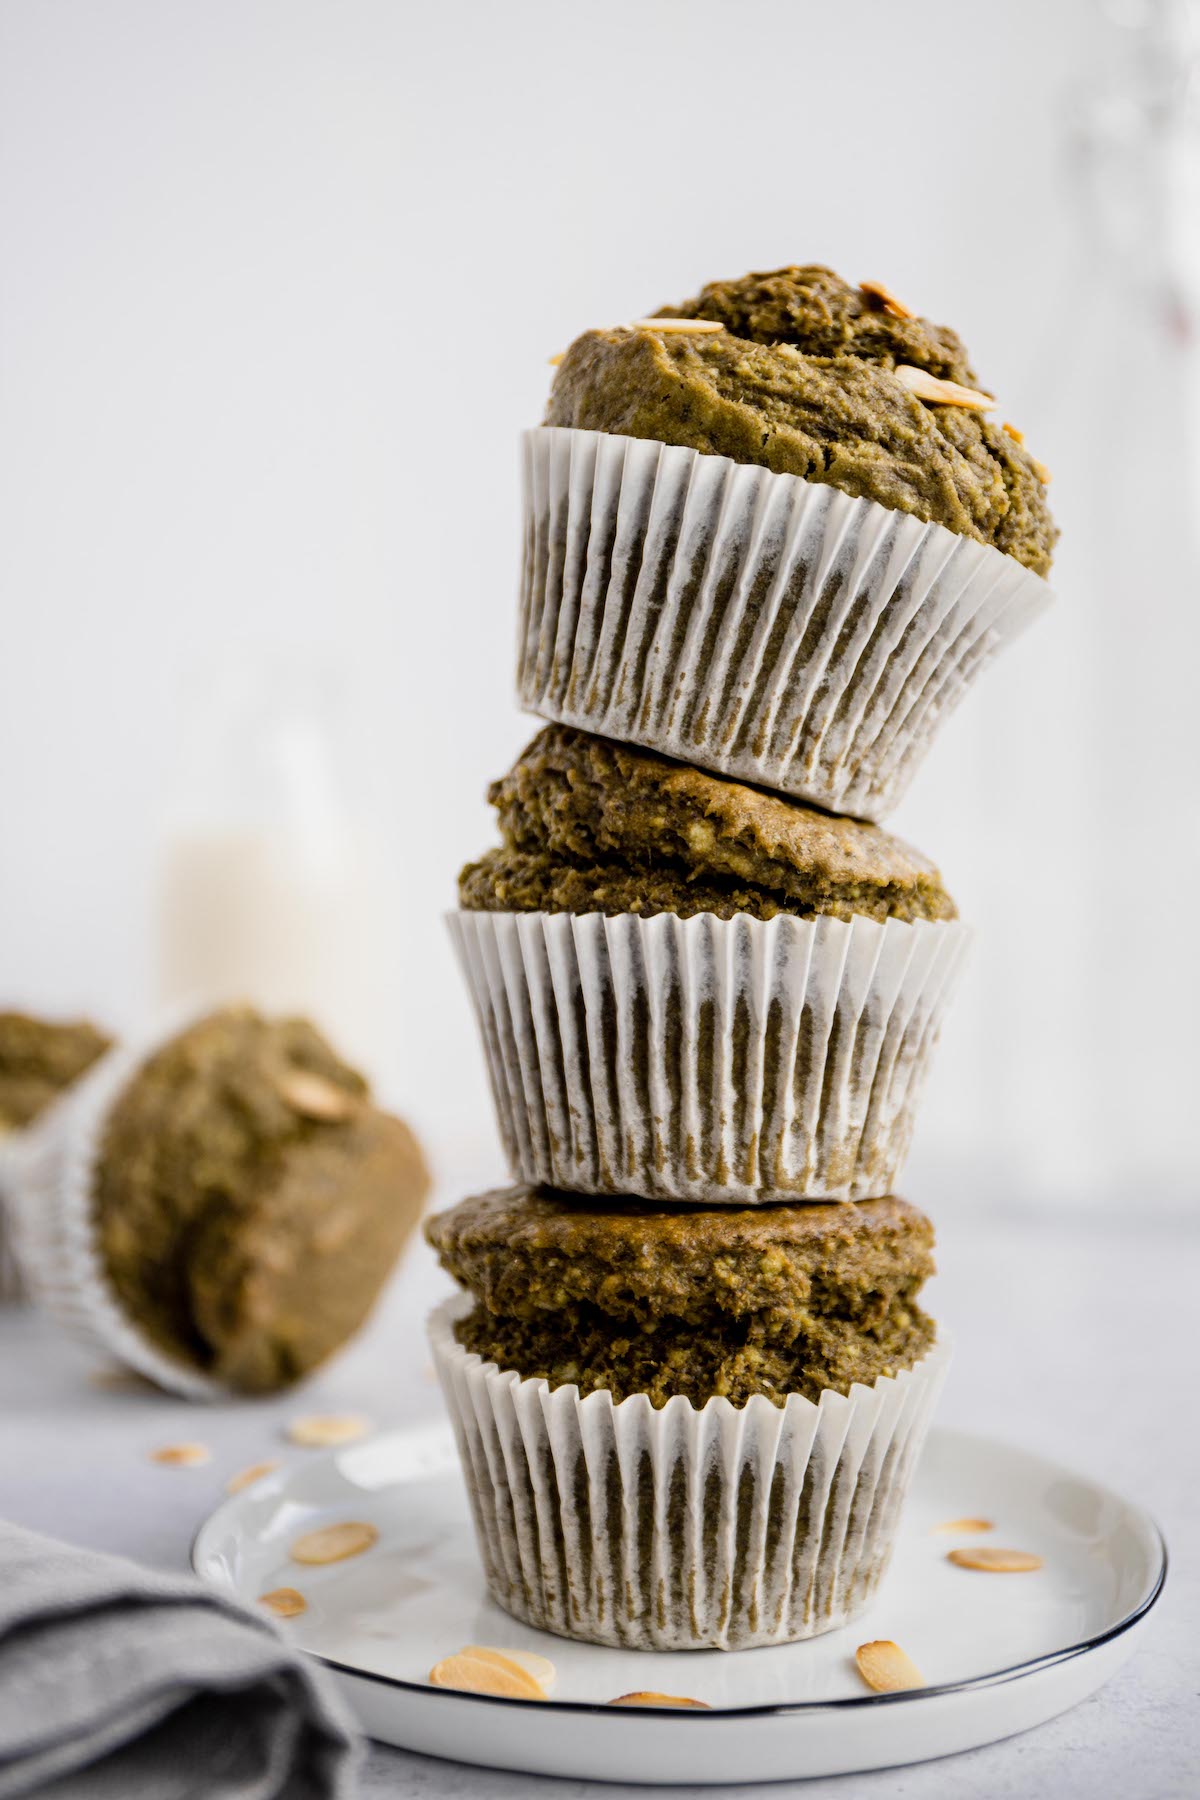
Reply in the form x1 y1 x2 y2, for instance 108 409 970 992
0 1191 1195 1800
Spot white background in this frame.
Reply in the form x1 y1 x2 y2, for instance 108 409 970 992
2 0 1198 1212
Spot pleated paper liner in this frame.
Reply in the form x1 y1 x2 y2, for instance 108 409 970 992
5 1015 222 1397
518 427 1052 823
429 1295 951 1651
449 909 970 1205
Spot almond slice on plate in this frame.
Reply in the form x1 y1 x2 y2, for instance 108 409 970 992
461 1645 556 1696
149 1442 210 1467
860 279 915 319
286 1414 372 1448
607 1692 710 1708
226 1459 281 1494
429 1652 546 1700
855 1639 924 1693
277 1070 360 1122
258 1587 307 1618
894 364 995 409
630 317 724 334
948 1546 1043 1573
931 1516 994 1535
290 1521 379 1565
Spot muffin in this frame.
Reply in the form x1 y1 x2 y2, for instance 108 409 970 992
0 1012 113 1301
426 1184 950 1649
8 1007 430 1394
519 264 1055 820
451 725 969 1203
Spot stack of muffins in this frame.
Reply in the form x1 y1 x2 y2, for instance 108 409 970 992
426 266 1055 1652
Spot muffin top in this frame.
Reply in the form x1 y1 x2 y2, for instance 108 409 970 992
459 725 956 924
95 1006 428 1390
0 1011 112 1131
429 1184 936 1407
545 265 1055 576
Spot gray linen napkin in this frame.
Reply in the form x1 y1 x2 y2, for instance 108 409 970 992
0 1522 359 1799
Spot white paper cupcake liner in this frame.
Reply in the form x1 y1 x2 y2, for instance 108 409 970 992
449 909 969 1205
517 427 1052 822
429 1294 950 1650
0 1132 31 1302
5 1012 222 1397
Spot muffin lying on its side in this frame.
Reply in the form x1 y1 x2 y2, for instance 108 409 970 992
427 1184 949 1649
11 1007 430 1393
452 726 968 1204
519 264 1055 821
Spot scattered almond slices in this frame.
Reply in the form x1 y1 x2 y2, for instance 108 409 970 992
461 1645 557 1696
855 1639 924 1693
429 1651 547 1700
607 1692 711 1708
276 1070 361 1123
931 1516 994 1535
948 1546 1043 1573
1002 420 1025 444
258 1586 307 1618
894 364 995 410
860 279 915 320
287 1413 372 1448
629 316 724 334
149 1442 210 1467
226 1459 281 1495
547 352 565 366
290 1520 379 1566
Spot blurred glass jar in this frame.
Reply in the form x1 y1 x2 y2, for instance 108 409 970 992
156 655 388 1080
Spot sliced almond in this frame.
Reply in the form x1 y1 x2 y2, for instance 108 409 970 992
226 1459 281 1495
290 1521 379 1565
895 364 995 410
277 1070 360 1123
258 1586 307 1618
462 1645 556 1696
607 1691 710 1708
855 1639 924 1693
1002 420 1025 444
429 1652 546 1700
630 317 724 334
150 1442 210 1467
1031 457 1052 484
931 1516 993 1535
860 279 915 320
287 1413 372 1448
548 351 565 366
948 1546 1043 1573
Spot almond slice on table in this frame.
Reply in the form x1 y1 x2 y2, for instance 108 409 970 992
286 1413 372 1448
290 1521 379 1565
226 1459 281 1494
429 1652 546 1700
947 1546 1043 1573
149 1442 210 1467
258 1587 307 1618
860 279 915 319
607 1692 710 1708
276 1070 361 1123
629 317 725 334
461 1645 557 1695
894 364 995 409
931 1516 994 1535
855 1640 924 1693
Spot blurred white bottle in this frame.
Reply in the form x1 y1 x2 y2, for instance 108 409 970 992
156 656 388 1081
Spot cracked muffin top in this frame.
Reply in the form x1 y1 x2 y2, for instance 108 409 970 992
459 725 956 925
544 264 1055 576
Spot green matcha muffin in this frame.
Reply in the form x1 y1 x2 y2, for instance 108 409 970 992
8 1007 429 1394
519 264 1054 821
451 727 969 1205
427 1184 949 1649
0 1012 113 1301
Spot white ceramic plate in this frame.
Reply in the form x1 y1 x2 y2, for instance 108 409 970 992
193 1422 1165 1784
